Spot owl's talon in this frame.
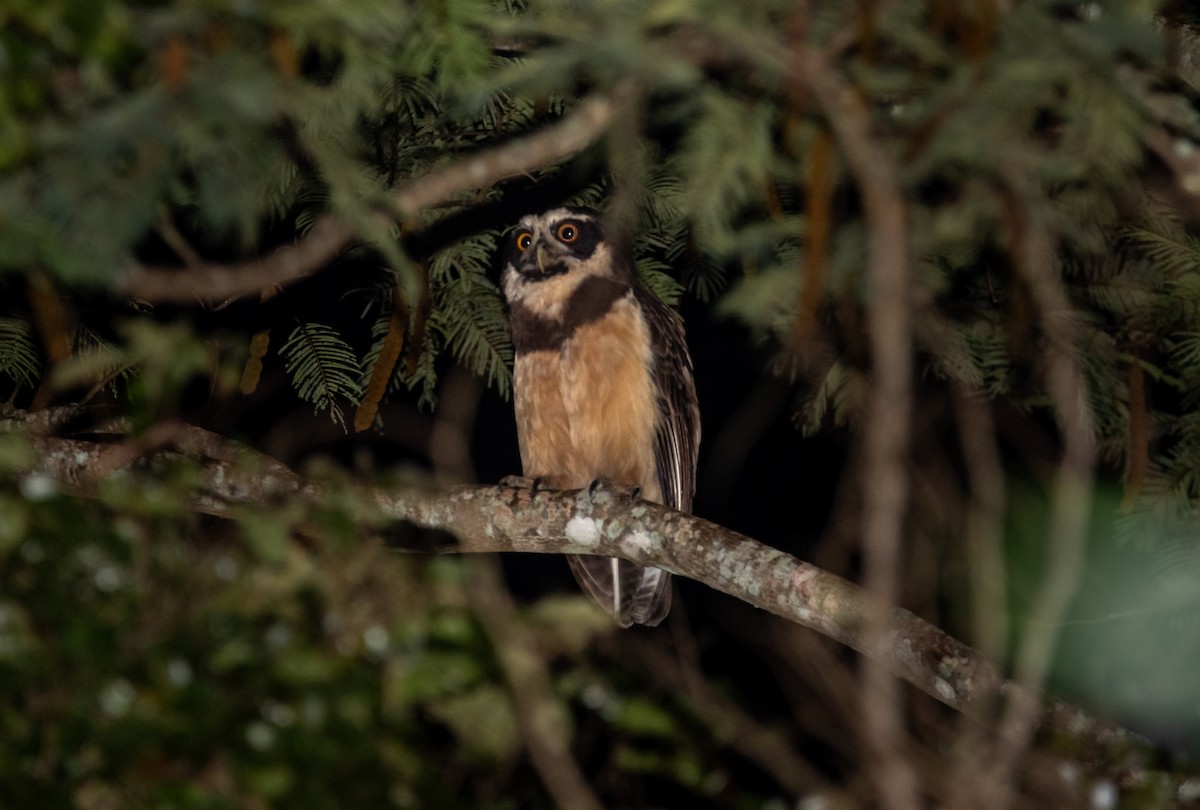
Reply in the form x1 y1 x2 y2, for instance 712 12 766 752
585 478 640 504
586 477 611 503
500 475 544 494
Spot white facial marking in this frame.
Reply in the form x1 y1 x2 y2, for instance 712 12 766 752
505 240 613 322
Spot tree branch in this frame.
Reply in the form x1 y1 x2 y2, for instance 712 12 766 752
793 40 918 810
15 429 1151 781
618 635 824 797
983 169 1099 804
120 94 621 304
468 557 604 810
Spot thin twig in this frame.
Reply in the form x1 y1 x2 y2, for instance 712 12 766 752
981 174 1098 802
123 215 360 305
155 214 205 269
794 42 920 810
122 94 621 304
947 392 1012 810
954 392 1010 667
619 635 824 797
468 558 605 810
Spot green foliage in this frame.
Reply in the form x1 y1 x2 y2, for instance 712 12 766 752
7 0 1200 801
1006 486 1200 759
0 441 789 806
0 0 1192 452
677 91 779 255
280 322 363 429
0 318 39 399
427 230 514 399
0 448 499 807
431 274 514 399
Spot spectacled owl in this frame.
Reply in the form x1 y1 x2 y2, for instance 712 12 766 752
500 206 700 627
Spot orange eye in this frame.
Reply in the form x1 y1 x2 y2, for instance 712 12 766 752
556 222 579 243
515 231 533 252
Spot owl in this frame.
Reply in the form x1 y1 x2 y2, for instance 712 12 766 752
500 206 700 627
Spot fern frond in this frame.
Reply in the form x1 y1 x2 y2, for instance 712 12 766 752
403 332 442 411
429 232 497 285
63 326 133 398
280 322 363 429
917 315 985 389
1120 225 1200 277
432 276 513 399
677 90 776 252
797 359 867 437
635 258 684 307
1168 334 1200 404
0 318 40 391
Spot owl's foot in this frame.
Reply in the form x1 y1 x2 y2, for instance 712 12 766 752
586 477 641 504
500 475 544 494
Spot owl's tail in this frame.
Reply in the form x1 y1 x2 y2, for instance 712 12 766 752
566 554 672 627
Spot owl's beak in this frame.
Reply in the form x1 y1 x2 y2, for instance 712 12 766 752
535 243 551 273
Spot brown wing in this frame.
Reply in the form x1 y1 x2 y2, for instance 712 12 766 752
636 286 701 513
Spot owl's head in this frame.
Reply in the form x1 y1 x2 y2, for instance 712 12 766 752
503 206 606 279
501 206 632 318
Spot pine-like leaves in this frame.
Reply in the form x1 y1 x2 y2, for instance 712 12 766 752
431 275 513 400
0 318 39 395
280 322 363 429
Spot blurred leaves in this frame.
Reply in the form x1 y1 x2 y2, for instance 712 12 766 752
425 684 521 760
1006 486 1200 759
0 445 503 807
0 437 787 806
52 319 215 426
0 318 39 398
4 0 1200 804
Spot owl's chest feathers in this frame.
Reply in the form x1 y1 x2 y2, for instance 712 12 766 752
513 296 660 498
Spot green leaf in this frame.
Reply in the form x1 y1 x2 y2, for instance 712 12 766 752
0 318 39 392
279 322 363 429
431 274 513 399
612 696 680 739
426 685 520 761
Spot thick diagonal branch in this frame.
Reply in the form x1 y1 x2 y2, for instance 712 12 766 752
18 430 1145 777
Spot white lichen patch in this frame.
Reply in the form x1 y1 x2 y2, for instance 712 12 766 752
564 516 600 549
791 606 812 623
792 567 817 587
932 676 956 703
620 531 653 559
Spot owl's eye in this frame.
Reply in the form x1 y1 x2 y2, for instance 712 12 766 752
515 231 533 252
556 222 579 243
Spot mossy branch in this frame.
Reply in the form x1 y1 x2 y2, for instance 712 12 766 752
15 426 1156 788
